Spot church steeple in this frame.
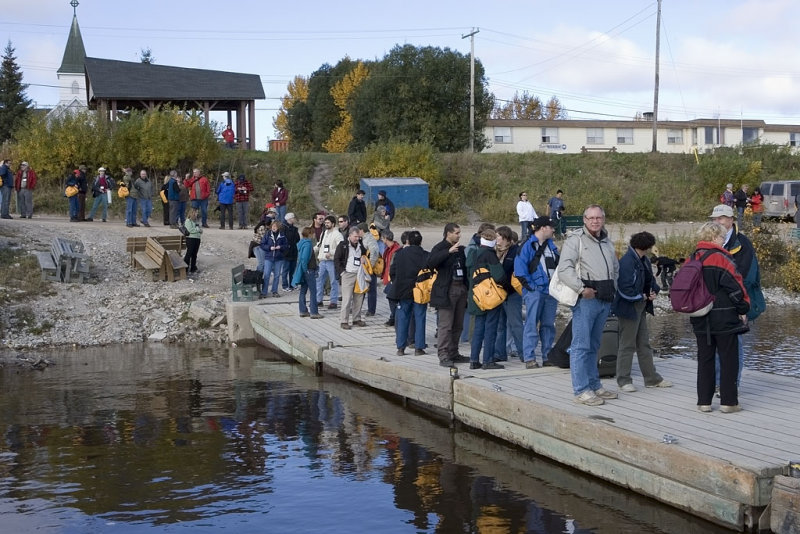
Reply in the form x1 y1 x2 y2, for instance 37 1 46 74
57 8 86 75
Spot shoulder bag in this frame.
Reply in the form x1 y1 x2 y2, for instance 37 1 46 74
549 238 582 306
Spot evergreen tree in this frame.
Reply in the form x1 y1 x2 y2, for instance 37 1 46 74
0 41 32 142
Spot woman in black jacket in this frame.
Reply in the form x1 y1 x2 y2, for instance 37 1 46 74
690 222 750 414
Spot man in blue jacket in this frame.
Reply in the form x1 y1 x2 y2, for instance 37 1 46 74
216 172 236 229
514 216 559 369
0 159 14 219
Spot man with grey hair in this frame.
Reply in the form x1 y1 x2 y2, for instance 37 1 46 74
357 222 380 316
556 204 620 406
0 159 14 219
334 225 368 329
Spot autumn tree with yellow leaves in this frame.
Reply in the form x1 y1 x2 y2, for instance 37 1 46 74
322 62 369 153
273 75 308 143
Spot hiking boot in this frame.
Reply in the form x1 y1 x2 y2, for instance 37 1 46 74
328 303 337 310
85 217 93 222
310 314 323 319
317 302 324 307
452 354 470 363
575 391 604 406
272 292 280 298
697 404 712 413
414 349 426 356
365 312 375 317
646 380 673 388
482 362 504 370
439 359 455 368
396 348 405 356
299 312 310 318
542 360 555 367
353 320 367 327
594 388 618 400
469 362 481 370
525 360 539 369
720 404 742 413
340 323 351 330
384 320 394 327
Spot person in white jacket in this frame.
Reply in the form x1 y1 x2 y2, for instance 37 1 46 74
315 215 344 309
516 191 537 241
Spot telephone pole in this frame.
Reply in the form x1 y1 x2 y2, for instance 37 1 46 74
652 0 661 152
462 27 479 153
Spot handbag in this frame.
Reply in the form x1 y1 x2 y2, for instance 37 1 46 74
178 224 190 237
549 237 582 306
65 185 78 197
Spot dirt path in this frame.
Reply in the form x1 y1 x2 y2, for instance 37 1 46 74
308 163 332 213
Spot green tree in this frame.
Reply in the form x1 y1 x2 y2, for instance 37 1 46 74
349 45 493 152
0 41 32 142
139 47 155 64
492 91 566 119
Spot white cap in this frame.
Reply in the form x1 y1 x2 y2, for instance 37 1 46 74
222 172 230 177
98 167 106 171
710 204 734 218
285 212 296 221
21 161 28 166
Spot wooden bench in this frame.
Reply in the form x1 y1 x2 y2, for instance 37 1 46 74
35 251 60 282
132 237 188 282
580 146 617 153
37 237 90 283
126 235 185 267
231 264 261 301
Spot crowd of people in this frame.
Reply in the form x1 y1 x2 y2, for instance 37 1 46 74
242 186 769 416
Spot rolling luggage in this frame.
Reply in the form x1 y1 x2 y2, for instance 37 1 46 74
546 315 618 377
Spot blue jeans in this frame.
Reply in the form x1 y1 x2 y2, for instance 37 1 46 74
461 313 472 343
520 221 532 242
316 260 339 303
88 193 109 220
140 198 152 224
68 196 79 219
522 289 558 363
177 201 187 224
298 269 319 314
282 259 297 289
192 198 209 226
569 297 611 395
254 247 266 272
470 308 501 365
125 197 138 225
276 205 287 225
396 299 427 350
261 259 284 295
495 291 523 359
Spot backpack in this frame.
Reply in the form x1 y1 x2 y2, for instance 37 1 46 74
118 185 129 198
472 266 508 311
412 268 437 304
669 249 718 316
372 255 385 276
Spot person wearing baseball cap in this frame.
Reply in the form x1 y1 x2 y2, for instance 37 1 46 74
709 202 764 389
514 215 559 369
86 166 113 222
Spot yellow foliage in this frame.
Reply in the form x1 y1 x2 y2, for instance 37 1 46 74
274 76 309 141
322 62 369 153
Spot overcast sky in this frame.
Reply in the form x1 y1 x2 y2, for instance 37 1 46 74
3 0 799 149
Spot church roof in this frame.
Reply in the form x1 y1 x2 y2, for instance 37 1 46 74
58 15 87 74
84 57 265 101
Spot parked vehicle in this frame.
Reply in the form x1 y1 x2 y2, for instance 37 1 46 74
759 180 800 219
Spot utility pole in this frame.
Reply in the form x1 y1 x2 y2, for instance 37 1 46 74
462 27 479 153
651 0 661 152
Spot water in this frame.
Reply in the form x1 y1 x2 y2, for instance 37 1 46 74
0 343 738 534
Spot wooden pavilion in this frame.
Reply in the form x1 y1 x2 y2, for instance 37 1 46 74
83 57 265 149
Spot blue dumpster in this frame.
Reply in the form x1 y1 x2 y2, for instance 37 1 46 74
359 177 429 209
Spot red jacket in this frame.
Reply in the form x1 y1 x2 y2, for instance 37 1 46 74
381 241 401 285
271 186 288 207
222 128 235 143
15 168 37 190
186 175 210 200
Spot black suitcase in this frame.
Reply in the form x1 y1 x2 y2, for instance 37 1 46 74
546 316 618 377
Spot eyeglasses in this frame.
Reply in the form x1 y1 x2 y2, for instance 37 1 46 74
584 216 604 221
338 219 346 223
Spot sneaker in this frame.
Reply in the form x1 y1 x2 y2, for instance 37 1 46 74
272 292 280 298
299 312 310 318
697 404 712 413
85 217 93 222
469 362 481 370
646 380 673 388
439 359 455 368
542 360 556 367
310 314 323 319
594 388 618 400
452 354 470 363
365 312 375 317
353 320 367 327
384 320 394 327
340 323 351 330
202 224 210 228
396 348 405 356
720 404 742 413
525 360 539 369
620 383 638 393
143 223 151 227
482 362 504 370
328 303 337 310
575 391 604 406
414 349 426 356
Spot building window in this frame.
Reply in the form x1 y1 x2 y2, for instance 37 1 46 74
704 127 723 145
494 127 512 144
692 128 698 145
616 128 633 144
541 127 558 143
586 128 604 145
667 129 683 144
791 133 800 147
71 80 79 94
742 127 759 145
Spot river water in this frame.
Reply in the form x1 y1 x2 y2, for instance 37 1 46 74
0 305 796 533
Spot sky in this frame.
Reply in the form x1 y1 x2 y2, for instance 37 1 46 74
2 0 800 150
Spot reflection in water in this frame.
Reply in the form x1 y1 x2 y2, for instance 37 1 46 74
0 343 733 533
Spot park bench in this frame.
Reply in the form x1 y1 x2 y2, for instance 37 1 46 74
580 146 617 154
36 237 90 283
231 264 261 301
131 237 187 281
126 235 185 267
562 215 584 233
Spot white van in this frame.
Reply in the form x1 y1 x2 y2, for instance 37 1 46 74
759 180 800 219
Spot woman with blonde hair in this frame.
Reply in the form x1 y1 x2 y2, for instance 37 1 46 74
690 222 750 413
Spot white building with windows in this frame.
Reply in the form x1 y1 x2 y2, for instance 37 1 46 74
483 118 800 154
48 13 88 119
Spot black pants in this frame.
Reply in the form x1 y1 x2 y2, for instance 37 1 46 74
696 332 739 407
184 237 201 272
162 201 170 225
